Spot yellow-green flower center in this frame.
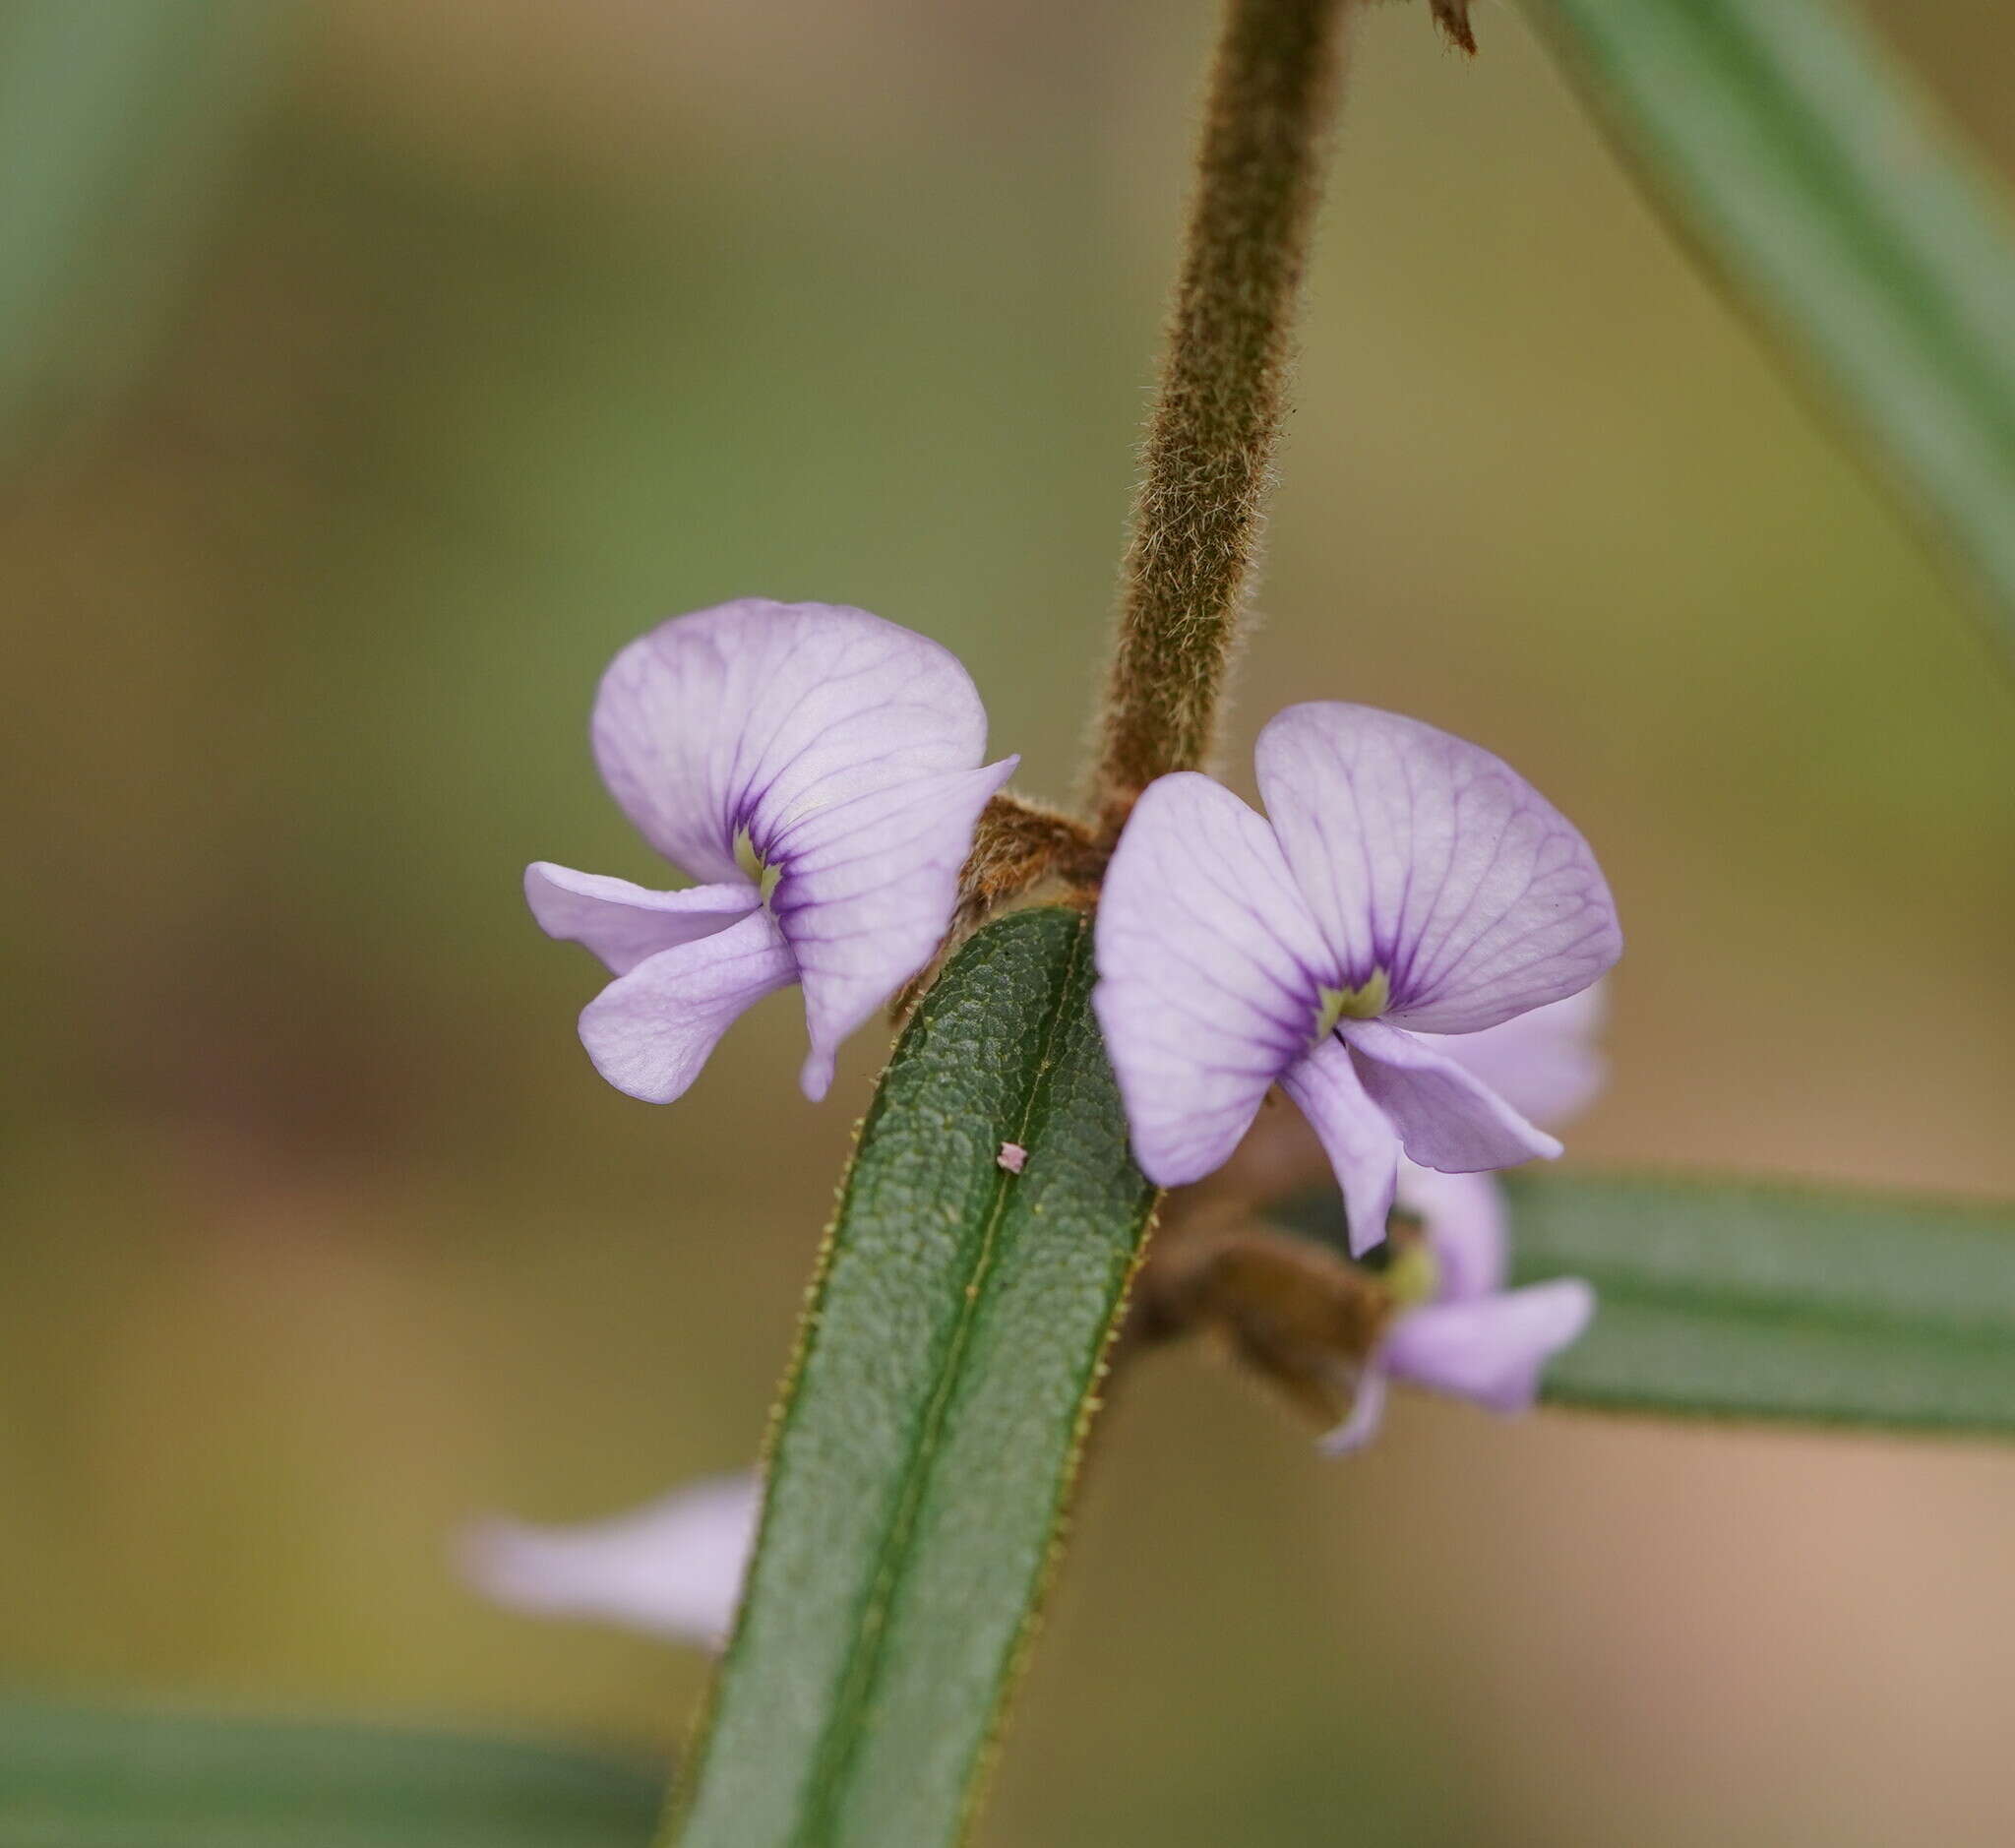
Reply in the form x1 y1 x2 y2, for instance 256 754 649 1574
734 828 782 904
1379 1234 1441 1310
1313 968 1389 1040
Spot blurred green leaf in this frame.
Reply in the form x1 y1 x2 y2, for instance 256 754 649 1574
0 1700 661 1847
1507 1171 2015 1434
1284 1171 2015 1434
674 906 1156 1848
0 0 289 466
1523 0 2015 658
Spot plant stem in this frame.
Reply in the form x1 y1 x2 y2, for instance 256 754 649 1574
1090 0 1349 836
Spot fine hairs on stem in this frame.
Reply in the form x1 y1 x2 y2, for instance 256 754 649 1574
955 0 1352 924
1088 0 1350 838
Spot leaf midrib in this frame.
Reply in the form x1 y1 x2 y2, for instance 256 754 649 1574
1509 1257 2015 1345
797 913 1092 1844
1706 3 2005 400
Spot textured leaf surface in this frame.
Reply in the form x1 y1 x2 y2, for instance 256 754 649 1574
0 1701 661 1847
673 906 1156 1848
1524 0 2015 654
1509 1172 2015 1434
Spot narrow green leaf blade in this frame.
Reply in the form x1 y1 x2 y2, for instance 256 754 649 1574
1522 0 2015 653
1506 1172 2015 1435
0 1701 662 1848
672 905 1155 1848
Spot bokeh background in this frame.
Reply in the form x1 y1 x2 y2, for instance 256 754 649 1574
4 2 2013 1843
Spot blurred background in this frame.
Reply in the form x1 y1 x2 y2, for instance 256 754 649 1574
3 1 2013 1843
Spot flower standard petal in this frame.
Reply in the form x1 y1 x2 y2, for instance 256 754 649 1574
458 1474 760 1648
578 908 797 1104
769 756 1017 1101
590 598 994 885
1379 1278 1595 1414
582 598 1008 1092
1252 703 1621 1033
525 863 759 975
1342 1016 1562 1173
1278 1035 1401 1258
1092 772 1335 1187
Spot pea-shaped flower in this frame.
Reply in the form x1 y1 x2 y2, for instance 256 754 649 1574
1093 704 1620 1252
529 599 1016 1103
1332 986 1608 1449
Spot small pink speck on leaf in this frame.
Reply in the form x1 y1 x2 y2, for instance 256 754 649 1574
997 1141 1027 1175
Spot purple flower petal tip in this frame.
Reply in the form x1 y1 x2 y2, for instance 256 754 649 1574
537 599 1008 1103
1381 1276 1596 1414
1319 1369 1389 1455
1416 982 1609 1130
799 1045 836 1104
458 1472 760 1648
525 863 757 975
577 906 796 1105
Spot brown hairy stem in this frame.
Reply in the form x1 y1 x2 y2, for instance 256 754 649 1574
957 791 1105 926
1089 0 1350 836
1120 1210 1396 1429
893 792 1103 1019
1429 0 1478 55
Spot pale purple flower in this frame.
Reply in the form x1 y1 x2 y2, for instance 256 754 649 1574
1093 703 1620 1254
1326 1172 1596 1451
458 1474 759 1647
1329 983 1609 1450
529 599 1016 1103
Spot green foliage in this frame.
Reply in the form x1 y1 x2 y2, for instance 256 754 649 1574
1524 0 2015 656
0 1701 660 1847
672 907 1157 1848
1506 1172 2015 1434
1294 1169 2015 1434
0 0 291 466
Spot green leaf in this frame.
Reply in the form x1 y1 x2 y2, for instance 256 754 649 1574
0 1700 662 1847
1521 0 2015 654
1504 1172 2015 1435
0 0 292 465
672 906 1156 1848
1282 1170 2015 1435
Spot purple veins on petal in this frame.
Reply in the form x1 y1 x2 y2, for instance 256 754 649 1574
779 756 1017 1102
1252 703 1621 1034
531 598 1010 1103
1092 771 1336 1187
1092 698 1618 1242
590 599 992 884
